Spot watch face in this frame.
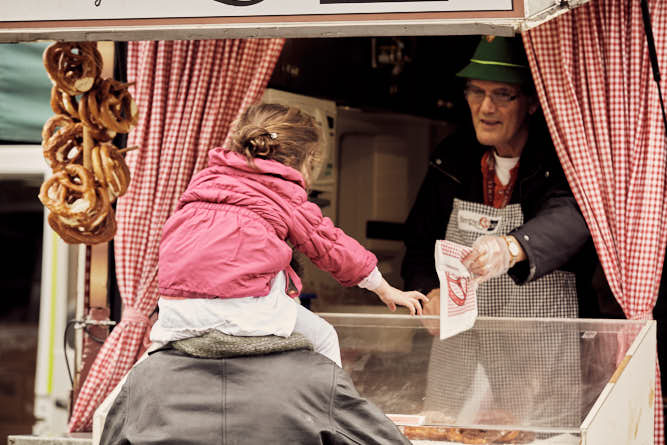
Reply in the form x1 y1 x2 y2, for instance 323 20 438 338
506 237 520 256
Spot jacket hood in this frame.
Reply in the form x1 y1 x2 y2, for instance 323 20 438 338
208 148 307 190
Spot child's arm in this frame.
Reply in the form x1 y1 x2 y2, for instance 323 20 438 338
290 201 378 286
290 200 426 313
358 267 429 316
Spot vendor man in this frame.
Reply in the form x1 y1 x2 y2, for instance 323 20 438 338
401 35 591 319
401 35 591 423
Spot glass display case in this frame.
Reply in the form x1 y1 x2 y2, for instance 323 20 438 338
321 314 656 445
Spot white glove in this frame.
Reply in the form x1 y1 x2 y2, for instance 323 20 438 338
461 235 511 284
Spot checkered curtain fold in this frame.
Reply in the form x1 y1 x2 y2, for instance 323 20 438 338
68 38 284 432
523 1 666 442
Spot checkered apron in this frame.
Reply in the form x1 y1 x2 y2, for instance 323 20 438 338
447 199 577 318
424 198 581 428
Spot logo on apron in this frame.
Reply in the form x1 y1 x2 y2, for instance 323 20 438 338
457 209 501 234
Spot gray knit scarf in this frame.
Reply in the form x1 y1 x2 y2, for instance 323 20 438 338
171 331 314 359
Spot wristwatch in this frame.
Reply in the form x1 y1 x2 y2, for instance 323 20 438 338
503 235 521 267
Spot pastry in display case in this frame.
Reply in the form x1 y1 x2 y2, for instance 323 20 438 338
321 314 656 445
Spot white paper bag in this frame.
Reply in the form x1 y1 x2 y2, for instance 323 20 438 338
435 239 477 340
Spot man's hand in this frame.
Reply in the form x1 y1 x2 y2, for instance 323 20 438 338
423 289 441 315
421 289 441 335
462 235 522 284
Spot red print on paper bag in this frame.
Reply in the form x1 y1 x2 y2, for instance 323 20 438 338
446 274 468 306
436 239 477 340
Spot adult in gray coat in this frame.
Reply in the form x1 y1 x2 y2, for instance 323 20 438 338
99 332 410 445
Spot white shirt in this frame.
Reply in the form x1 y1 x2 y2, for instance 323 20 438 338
493 151 520 186
150 267 382 343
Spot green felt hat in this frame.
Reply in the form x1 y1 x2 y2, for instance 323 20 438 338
457 35 532 85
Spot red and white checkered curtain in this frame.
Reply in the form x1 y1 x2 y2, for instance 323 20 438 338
523 0 666 442
68 38 284 432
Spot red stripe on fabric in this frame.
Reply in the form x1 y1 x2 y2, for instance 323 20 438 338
524 1 666 441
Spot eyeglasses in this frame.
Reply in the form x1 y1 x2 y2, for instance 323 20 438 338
464 86 520 106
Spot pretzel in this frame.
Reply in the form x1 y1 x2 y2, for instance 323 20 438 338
82 78 139 134
460 429 502 444
494 430 534 444
48 91 114 147
400 424 534 444
42 114 75 145
78 89 117 141
77 184 112 231
43 42 102 96
493 430 520 444
50 85 80 120
38 164 99 227
43 135 84 170
42 116 84 169
446 428 466 443
48 209 117 245
400 426 451 441
91 143 131 201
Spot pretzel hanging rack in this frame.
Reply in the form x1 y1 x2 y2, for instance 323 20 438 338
38 42 139 245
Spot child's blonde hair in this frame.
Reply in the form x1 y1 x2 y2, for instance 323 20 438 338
229 102 323 184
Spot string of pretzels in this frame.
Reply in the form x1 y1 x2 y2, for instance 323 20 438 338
38 41 140 245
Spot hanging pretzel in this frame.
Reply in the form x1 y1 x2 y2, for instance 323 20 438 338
78 90 117 141
41 172 113 246
42 115 84 169
42 114 75 144
82 78 139 134
48 209 117 245
43 42 102 96
43 135 84 170
38 164 100 226
91 143 131 201
50 85 80 120
77 184 112 231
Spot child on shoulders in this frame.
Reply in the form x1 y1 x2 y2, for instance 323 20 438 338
151 102 427 366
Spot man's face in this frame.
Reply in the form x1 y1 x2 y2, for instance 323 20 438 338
465 79 537 155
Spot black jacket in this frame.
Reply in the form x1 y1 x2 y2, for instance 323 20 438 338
99 346 411 445
401 123 591 295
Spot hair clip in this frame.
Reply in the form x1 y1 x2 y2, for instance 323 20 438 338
269 132 278 140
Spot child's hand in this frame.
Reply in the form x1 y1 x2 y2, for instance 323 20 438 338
372 280 429 316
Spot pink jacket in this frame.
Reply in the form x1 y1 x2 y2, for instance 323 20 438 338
158 148 377 300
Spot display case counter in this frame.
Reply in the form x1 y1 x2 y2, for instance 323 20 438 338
321 314 656 445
